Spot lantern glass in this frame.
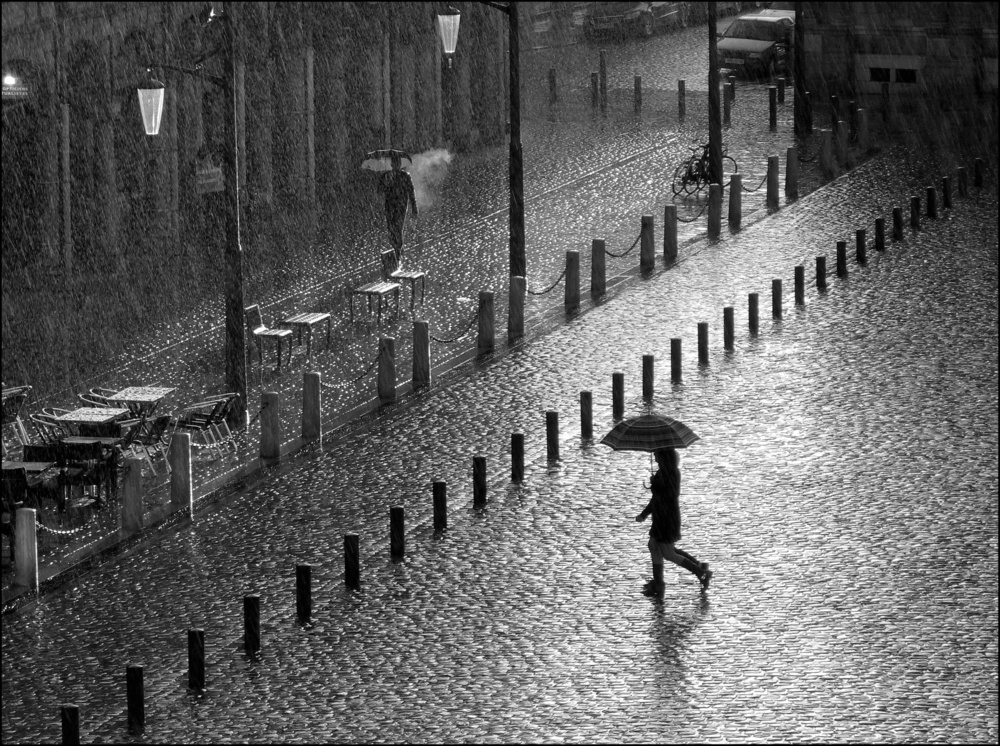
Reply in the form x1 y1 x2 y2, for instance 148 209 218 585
437 8 461 57
137 85 164 136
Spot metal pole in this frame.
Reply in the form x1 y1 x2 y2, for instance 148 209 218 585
508 2 525 279
707 3 723 186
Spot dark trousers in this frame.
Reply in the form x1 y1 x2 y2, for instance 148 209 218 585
385 205 407 259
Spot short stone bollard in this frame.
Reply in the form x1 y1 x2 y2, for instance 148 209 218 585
640 215 655 272
785 147 798 199
772 279 782 319
830 95 839 130
768 86 777 130
678 79 686 119
546 412 560 462
473 456 487 506
893 207 903 240
612 372 625 420
599 49 608 112
511 434 524 483
974 158 984 187
910 196 920 229
642 355 654 399
819 129 834 176
509 276 525 342
296 564 312 622
958 166 968 197
698 323 709 365
478 291 495 353
244 594 260 655
126 665 144 735
591 240 606 297
671 338 682 382
778 77 785 103
565 250 580 311
942 176 952 209
634 75 642 114
390 506 404 558
663 205 678 262
766 156 779 210
723 306 734 350
61 704 80 746
724 83 732 125
580 391 593 440
729 173 742 230
926 186 937 219
170 432 192 512
413 321 431 389
14 508 38 589
794 265 805 305
708 183 722 237
837 241 848 278
875 218 885 251
302 371 321 441
344 533 360 589
591 72 598 107
260 390 282 459
188 628 205 690
122 455 144 535
433 481 448 530
728 74 736 99
748 293 759 335
816 256 827 290
856 229 867 265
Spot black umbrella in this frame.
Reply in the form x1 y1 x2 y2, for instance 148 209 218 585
600 413 700 452
361 148 413 172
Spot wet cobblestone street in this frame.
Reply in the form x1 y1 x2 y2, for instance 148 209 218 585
2 137 996 741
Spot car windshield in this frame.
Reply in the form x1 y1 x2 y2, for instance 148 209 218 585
725 19 787 42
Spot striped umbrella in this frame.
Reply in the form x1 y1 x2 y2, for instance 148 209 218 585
600 413 700 452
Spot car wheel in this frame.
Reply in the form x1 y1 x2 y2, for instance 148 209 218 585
641 13 654 37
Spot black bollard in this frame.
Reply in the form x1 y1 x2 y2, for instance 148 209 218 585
772 279 782 319
875 217 885 251
942 176 952 209
724 84 732 126
836 241 848 278
856 229 867 265
910 196 920 229
433 481 448 530
893 207 903 240
591 72 598 108
678 79 686 120
723 307 734 351
188 629 205 690
126 665 144 735
829 94 839 132
794 265 805 305
698 323 709 365
473 456 487 505
546 412 560 462
61 704 80 746
344 533 360 589
778 77 785 103
599 49 608 113
958 166 968 197
580 391 593 440
244 594 260 655
769 86 777 131
511 434 524 483
612 372 624 420
634 75 642 114
671 338 682 382
296 564 312 622
926 186 937 218
390 506 404 558
748 293 759 336
816 256 827 290
974 158 983 187
642 355 654 399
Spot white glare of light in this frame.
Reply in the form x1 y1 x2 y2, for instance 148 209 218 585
3 74 18 86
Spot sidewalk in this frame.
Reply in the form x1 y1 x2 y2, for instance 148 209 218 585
2 135 996 742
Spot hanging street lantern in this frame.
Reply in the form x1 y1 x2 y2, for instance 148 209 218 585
437 7 461 68
137 69 165 136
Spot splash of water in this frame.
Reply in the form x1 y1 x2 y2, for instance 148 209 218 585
408 148 454 210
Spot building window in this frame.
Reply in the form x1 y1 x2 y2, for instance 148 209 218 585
895 68 918 83
869 67 891 83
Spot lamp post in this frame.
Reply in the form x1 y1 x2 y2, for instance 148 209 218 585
437 3 525 281
137 4 246 427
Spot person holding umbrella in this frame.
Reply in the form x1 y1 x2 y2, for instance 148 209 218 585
377 150 418 264
636 447 712 595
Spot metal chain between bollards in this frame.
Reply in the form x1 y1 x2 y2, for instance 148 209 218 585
320 352 381 389
527 266 568 295
675 200 710 223
247 401 268 428
36 511 100 535
797 147 818 163
430 309 479 344
602 233 642 259
741 173 768 192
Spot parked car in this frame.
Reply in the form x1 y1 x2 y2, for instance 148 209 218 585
582 2 688 40
756 2 796 21
717 13 793 78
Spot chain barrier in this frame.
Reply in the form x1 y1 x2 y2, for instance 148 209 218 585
603 233 642 259
247 401 268 428
675 200 710 223
36 507 101 535
797 147 818 163
320 352 381 390
430 309 479 344
527 266 568 295
741 173 769 192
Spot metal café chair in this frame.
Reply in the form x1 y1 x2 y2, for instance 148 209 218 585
173 393 240 459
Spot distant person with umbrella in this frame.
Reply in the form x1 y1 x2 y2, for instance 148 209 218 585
364 149 418 264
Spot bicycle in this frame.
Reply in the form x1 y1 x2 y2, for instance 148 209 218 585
671 142 739 198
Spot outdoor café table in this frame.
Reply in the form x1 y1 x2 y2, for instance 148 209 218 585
54 407 131 426
105 386 176 416
3 461 56 474
280 312 332 360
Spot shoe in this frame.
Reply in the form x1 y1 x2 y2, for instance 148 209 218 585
699 563 712 591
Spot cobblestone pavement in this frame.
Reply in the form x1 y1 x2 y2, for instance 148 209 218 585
2 136 996 742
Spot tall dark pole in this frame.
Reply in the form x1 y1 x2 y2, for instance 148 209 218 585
793 1 809 136
707 2 722 186
222 3 247 426
508 1 525 279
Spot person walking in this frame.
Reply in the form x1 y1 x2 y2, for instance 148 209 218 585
378 151 418 264
635 447 712 594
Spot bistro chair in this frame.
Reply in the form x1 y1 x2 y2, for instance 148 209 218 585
2 472 23 562
2 385 33 454
381 250 427 313
127 414 173 475
79 392 112 408
246 305 293 370
30 413 72 445
173 393 240 459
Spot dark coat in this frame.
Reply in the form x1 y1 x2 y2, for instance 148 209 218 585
638 466 682 543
